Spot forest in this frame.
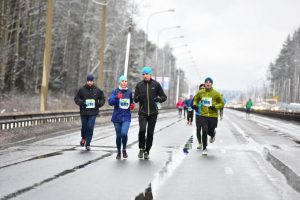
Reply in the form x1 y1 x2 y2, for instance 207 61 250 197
0 0 187 114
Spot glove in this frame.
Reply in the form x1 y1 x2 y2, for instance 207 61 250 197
209 106 216 111
154 97 161 103
130 103 135 110
117 91 123 99
192 104 198 110
80 103 86 109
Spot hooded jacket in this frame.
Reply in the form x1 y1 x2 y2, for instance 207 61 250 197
74 84 105 116
193 88 224 118
134 78 167 116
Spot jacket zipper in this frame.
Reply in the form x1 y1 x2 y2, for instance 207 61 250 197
147 83 150 116
207 91 210 117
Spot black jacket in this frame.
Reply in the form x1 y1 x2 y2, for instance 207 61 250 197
74 84 105 116
134 78 167 115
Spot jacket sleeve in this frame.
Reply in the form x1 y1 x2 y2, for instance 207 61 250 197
214 92 224 109
134 84 140 103
74 89 84 106
157 83 167 103
130 91 134 104
97 89 105 108
193 92 201 106
108 90 118 106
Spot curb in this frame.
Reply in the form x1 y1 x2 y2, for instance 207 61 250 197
264 147 300 193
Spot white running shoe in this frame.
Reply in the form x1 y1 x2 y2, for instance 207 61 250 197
202 149 208 156
197 143 202 149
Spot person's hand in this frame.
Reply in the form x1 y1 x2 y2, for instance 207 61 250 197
80 103 87 109
117 91 123 99
154 97 161 103
130 103 135 110
192 104 198 110
209 105 216 111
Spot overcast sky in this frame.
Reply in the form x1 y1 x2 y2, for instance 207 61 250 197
133 0 300 91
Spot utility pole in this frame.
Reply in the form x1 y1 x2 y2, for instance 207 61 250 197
97 0 107 88
40 0 54 112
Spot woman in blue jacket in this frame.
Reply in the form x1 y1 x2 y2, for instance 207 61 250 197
108 75 135 159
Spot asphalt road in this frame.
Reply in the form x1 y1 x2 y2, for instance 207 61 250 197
0 110 300 200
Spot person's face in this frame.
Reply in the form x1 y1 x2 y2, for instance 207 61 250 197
119 80 128 88
87 80 94 87
143 73 151 81
205 80 212 90
200 86 205 90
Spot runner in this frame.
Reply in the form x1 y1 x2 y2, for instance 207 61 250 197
108 75 135 159
185 95 194 125
195 83 205 149
134 66 167 159
74 74 105 151
176 97 184 118
245 98 253 120
192 77 224 155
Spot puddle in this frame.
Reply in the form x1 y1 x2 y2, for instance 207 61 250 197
135 146 187 199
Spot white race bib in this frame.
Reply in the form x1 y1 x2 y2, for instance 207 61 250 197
202 97 212 107
119 98 130 109
85 99 95 108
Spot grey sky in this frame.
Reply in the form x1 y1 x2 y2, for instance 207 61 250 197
134 0 300 91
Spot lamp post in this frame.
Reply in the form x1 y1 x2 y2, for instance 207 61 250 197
143 9 175 65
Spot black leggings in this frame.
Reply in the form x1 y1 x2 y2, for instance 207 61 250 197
199 116 218 150
187 110 194 122
195 115 202 144
138 113 158 153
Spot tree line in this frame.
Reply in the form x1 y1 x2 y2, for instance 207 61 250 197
0 0 188 113
268 27 300 103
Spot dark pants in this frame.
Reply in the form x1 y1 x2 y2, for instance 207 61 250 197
187 110 194 122
81 115 97 146
138 113 158 153
199 116 218 150
195 115 202 144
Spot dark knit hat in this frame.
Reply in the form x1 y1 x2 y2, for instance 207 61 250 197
204 77 213 84
87 74 94 81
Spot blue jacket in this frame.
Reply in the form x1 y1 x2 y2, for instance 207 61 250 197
108 88 133 123
195 101 202 116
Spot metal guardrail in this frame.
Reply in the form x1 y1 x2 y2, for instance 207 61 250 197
232 108 300 122
0 109 112 130
0 107 175 130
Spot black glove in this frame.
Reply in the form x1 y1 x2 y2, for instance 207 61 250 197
80 103 87 109
209 105 216 111
192 104 198 110
154 97 161 103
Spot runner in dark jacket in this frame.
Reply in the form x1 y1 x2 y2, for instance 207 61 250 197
134 66 167 159
74 74 105 151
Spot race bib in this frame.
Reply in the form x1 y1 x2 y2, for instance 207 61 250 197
85 99 95 108
202 97 212 107
187 106 193 111
119 98 130 109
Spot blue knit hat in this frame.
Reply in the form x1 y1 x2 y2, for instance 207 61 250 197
87 74 94 81
141 66 152 75
118 75 127 84
204 77 213 84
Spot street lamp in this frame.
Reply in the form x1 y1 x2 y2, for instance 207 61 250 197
143 9 175 65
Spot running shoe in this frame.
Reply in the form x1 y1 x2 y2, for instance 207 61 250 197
116 152 121 159
80 138 85 146
138 149 144 158
122 150 128 158
197 143 202 149
86 146 91 151
209 136 215 143
144 151 149 160
202 149 208 156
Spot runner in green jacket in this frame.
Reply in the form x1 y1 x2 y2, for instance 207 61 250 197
192 77 224 155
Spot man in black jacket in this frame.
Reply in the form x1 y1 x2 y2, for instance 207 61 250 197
134 67 167 159
74 74 105 151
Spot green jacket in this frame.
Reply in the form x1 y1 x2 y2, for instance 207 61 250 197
193 88 224 118
246 100 252 109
